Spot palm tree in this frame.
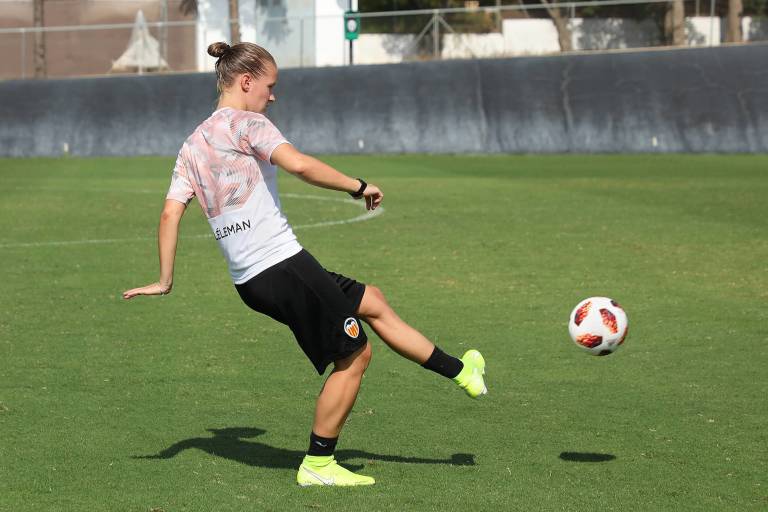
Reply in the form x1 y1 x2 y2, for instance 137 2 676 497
33 0 45 77
726 0 743 42
665 0 685 45
229 0 241 44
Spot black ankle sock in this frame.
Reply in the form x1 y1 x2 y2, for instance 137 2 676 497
421 346 464 379
308 432 338 457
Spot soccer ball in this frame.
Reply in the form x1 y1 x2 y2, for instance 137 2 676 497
568 297 629 356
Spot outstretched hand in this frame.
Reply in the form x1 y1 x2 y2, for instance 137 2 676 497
123 282 172 300
361 184 383 211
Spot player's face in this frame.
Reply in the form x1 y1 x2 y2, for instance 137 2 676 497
245 64 277 114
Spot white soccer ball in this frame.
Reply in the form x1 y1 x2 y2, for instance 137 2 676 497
568 297 629 356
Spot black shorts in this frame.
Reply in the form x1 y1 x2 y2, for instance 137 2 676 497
235 249 368 375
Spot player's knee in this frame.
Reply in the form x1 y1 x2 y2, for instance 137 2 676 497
359 285 389 320
356 341 373 371
350 342 372 375
336 341 372 374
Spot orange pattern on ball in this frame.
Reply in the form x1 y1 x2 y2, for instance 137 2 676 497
576 333 603 348
574 301 591 326
600 308 618 334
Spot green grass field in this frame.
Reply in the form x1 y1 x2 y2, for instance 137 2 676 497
1 155 767 511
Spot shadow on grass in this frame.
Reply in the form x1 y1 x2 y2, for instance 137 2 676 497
559 452 616 462
134 427 475 471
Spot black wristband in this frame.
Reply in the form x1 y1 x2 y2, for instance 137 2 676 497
349 178 367 199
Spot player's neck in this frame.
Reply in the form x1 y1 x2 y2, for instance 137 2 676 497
216 93 246 112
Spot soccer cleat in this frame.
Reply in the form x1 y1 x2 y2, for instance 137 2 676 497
453 349 487 398
297 455 375 487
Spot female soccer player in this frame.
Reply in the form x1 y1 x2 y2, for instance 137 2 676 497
123 42 486 487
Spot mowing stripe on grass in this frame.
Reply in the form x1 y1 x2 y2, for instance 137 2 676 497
0 193 384 249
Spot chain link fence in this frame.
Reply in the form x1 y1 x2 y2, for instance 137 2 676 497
1 0 766 80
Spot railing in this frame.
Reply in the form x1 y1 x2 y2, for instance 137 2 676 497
0 0 765 80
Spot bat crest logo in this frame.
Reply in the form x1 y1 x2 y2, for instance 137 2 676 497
344 318 360 338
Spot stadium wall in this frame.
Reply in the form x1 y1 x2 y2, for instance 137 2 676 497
1 43 766 156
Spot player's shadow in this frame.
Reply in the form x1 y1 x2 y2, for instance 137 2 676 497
134 427 475 471
559 451 616 462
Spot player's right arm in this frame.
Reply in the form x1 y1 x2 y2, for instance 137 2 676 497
271 144 383 211
122 199 187 299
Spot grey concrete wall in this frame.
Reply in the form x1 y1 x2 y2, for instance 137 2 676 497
1 43 767 157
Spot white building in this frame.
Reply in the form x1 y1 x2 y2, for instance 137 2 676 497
196 0 357 71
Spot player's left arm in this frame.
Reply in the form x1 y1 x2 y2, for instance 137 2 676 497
270 143 383 211
123 199 187 299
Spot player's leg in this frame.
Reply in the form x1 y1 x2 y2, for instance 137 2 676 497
356 285 434 363
357 285 487 398
312 342 372 438
297 343 375 487
236 251 375 486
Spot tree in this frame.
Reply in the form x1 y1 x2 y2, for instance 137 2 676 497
539 0 573 51
229 0 241 44
33 0 45 78
664 0 684 45
159 0 168 66
360 0 498 33
361 0 574 51
726 0 743 42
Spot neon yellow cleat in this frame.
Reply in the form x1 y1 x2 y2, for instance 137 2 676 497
297 455 375 487
453 349 487 398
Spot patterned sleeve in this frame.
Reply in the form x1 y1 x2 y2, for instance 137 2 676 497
246 114 290 163
166 146 195 204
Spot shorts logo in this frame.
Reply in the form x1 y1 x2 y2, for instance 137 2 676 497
343 318 360 338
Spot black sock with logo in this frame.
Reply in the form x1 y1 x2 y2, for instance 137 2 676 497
421 346 463 379
308 432 338 457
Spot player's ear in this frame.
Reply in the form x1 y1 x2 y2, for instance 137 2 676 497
240 73 251 92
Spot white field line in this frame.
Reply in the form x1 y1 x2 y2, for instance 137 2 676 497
0 192 384 249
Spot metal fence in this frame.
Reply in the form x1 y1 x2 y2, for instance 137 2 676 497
1 0 766 80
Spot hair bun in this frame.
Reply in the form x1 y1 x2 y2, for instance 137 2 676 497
207 42 231 58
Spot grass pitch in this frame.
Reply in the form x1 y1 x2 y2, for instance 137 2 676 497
0 155 766 511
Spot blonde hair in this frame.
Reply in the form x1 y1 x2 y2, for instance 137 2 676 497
207 42 276 93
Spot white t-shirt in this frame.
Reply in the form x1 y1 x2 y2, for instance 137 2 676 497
166 107 303 284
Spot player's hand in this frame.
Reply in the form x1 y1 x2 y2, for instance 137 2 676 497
122 282 172 300
361 184 383 211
